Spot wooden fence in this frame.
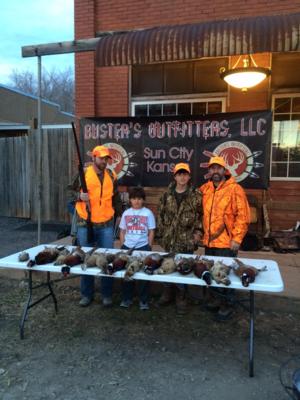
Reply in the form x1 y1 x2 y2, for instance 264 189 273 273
0 128 76 222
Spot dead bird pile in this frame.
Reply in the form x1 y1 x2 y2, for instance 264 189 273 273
18 246 267 287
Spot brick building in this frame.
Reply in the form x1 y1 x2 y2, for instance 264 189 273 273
74 0 300 231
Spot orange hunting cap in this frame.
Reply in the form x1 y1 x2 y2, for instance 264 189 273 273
173 162 191 175
208 156 227 169
92 145 111 158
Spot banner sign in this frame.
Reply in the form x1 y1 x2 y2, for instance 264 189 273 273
80 110 272 189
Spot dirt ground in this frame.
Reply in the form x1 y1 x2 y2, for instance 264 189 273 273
0 217 300 400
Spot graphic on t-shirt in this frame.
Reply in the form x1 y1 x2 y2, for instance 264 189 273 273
125 215 148 234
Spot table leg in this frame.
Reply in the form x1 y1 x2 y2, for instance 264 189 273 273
47 272 58 312
19 271 59 339
249 290 254 377
19 270 33 340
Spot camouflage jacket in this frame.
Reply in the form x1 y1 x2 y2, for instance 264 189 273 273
157 182 202 253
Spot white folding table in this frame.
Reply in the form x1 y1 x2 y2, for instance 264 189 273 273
0 244 284 377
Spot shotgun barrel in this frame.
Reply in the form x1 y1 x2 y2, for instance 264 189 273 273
71 122 94 243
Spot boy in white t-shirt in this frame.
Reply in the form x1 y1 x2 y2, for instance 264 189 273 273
119 187 156 310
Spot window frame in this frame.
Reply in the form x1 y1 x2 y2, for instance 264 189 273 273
131 95 227 116
271 93 300 181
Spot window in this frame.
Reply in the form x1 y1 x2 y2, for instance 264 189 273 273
131 98 225 117
132 58 228 96
271 95 300 179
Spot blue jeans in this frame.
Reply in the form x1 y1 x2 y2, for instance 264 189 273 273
121 244 151 303
77 222 114 300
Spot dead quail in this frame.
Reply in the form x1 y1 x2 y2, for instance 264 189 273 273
154 257 176 275
210 261 231 286
124 256 143 280
18 252 30 262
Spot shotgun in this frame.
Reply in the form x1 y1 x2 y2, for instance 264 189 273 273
71 122 94 243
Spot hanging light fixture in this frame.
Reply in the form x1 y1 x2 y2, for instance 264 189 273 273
220 54 271 92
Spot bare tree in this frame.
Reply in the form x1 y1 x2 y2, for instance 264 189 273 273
8 67 74 114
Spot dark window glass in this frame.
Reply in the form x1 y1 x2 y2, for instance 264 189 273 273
271 163 287 177
193 102 206 115
178 103 192 115
274 114 290 121
149 104 162 116
163 103 176 116
134 104 148 117
208 101 222 114
164 62 193 94
291 114 300 121
274 98 291 113
132 64 163 96
292 97 300 112
132 58 228 96
289 163 300 177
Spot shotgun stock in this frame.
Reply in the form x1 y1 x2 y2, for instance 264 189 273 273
71 122 94 243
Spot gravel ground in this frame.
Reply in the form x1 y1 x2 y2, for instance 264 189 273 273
0 217 299 400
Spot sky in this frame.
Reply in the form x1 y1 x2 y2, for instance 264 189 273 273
0 0 74 85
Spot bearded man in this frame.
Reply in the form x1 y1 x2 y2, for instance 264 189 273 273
200 156 250 320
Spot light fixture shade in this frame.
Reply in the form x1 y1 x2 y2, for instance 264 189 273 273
220 66 271 91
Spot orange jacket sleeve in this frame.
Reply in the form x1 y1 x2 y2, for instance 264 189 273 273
231 185 251 244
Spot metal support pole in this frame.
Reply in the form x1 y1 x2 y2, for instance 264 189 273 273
37 56 42 244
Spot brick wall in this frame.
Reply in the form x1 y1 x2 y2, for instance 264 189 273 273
94 0 300 31
75 0 96 117
95 66 129 116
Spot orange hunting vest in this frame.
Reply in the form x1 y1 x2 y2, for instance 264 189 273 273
75 166 115 223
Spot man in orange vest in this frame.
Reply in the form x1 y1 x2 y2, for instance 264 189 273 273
200 156 250 320
75 145 122 307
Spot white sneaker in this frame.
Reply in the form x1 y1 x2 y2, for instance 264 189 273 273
79 297 93 307
120 299 133 308
139 301 149 310
102 297 113 307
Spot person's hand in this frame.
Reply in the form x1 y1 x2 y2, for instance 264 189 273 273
193 231 202 244
79 192 90 202
230 240 240 252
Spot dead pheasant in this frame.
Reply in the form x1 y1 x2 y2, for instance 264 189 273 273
176 257 196 275
143 253 174 275
124 256 143 280
153 257 176 275
210 261 231 286
232 258 267 287
26 246 67 268
193 259 212 285
34 246 60 265
200 257 214 269
54 248 71 265
106 248 136 275
64 247 86 267
82 249 111 272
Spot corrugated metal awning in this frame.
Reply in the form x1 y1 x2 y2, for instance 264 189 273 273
96 12 300 66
